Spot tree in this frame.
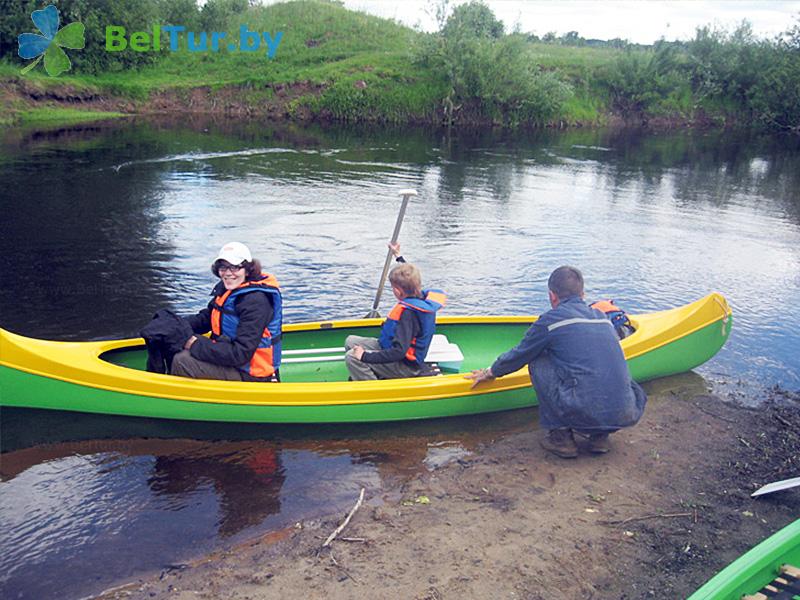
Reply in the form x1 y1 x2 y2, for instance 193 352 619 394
559 31 584 46
200 0 249 31
0 0 39 58
413 1 570 125
158 0 200 30
782 14 800 50
441 0 503 40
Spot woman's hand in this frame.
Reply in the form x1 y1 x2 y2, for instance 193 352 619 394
184 335 197 350
388 242 401 258
352 345 365 360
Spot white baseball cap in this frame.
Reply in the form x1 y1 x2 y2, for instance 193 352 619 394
216 242 252 265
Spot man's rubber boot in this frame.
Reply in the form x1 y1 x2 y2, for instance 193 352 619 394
588 433 610 454
540 429 578 459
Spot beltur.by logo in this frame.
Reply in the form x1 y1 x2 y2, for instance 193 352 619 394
105 25 283 58
18 4 85 77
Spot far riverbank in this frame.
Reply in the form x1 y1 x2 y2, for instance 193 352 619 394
0 75 709 131
3 0 798 131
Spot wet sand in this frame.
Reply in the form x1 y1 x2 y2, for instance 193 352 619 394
97 379 800 600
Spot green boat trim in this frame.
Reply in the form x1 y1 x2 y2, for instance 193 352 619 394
687 519 800 600
0 293 732 423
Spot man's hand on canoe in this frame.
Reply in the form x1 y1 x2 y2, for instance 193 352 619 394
465 367 495 389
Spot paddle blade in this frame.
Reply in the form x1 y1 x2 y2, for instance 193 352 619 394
364 310 381 318
751 476 800 497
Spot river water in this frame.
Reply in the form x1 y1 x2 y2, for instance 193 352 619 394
0 118 798 599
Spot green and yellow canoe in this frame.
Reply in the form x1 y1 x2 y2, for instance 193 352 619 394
0 293 732 423
688 519 800 600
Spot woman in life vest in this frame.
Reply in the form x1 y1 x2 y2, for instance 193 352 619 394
171 242 283 382
345 258 446 381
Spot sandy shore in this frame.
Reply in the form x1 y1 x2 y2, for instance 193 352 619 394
98 376 799 600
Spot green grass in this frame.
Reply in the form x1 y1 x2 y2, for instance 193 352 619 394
561 92 606 125
16 107 129 124
529 42 624 74
3 0 434 119
0 1 723 127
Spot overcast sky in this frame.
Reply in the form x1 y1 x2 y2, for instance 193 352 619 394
340 1 799 44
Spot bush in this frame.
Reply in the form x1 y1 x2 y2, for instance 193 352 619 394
159 0 201 30
414 1 571 125
0 0 232 74
600 45 686 117
67 0 164 73
200 0 248 31
686 21 800 130
440 0 503 40
686 23 767 109
747 44 800 131
2 0 174 73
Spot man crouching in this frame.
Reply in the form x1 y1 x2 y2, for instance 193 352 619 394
467 266 647 458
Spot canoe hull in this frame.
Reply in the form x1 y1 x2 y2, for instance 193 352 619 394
687 519 800 600
0 293 732 423
0 364 536 423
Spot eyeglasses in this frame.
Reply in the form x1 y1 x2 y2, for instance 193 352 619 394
217 263 244 274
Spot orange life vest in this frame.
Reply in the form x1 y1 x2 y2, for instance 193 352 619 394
379 290 447 366
590 299 632 338
210 273 282 379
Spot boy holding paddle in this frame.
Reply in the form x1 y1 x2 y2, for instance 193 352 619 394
345 248 446 381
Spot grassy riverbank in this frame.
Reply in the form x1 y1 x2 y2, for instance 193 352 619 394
13 107 129 126
1 0 796 129
1 1 448 125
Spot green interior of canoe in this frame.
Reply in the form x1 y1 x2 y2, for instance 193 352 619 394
687 519 800 600
101 322 532 382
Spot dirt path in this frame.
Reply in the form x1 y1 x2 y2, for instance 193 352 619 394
98 379 800 600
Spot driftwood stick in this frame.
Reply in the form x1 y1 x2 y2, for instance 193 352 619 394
600 511 693 526
327 550 359 583
323 488 365 547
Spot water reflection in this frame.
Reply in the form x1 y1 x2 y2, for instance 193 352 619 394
0 405 533 600
146 443 286 537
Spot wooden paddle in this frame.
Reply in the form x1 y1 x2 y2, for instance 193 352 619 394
365 189 417 318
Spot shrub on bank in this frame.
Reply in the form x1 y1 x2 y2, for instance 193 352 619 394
685 22 800 131
598 45 688 118
413 1 571 125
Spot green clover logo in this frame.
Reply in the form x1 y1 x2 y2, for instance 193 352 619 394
18 5 85 77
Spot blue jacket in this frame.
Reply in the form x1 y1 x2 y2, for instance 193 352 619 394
212 280 283 377
378 290 446 367
491 296 646 431
186 274 282 381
